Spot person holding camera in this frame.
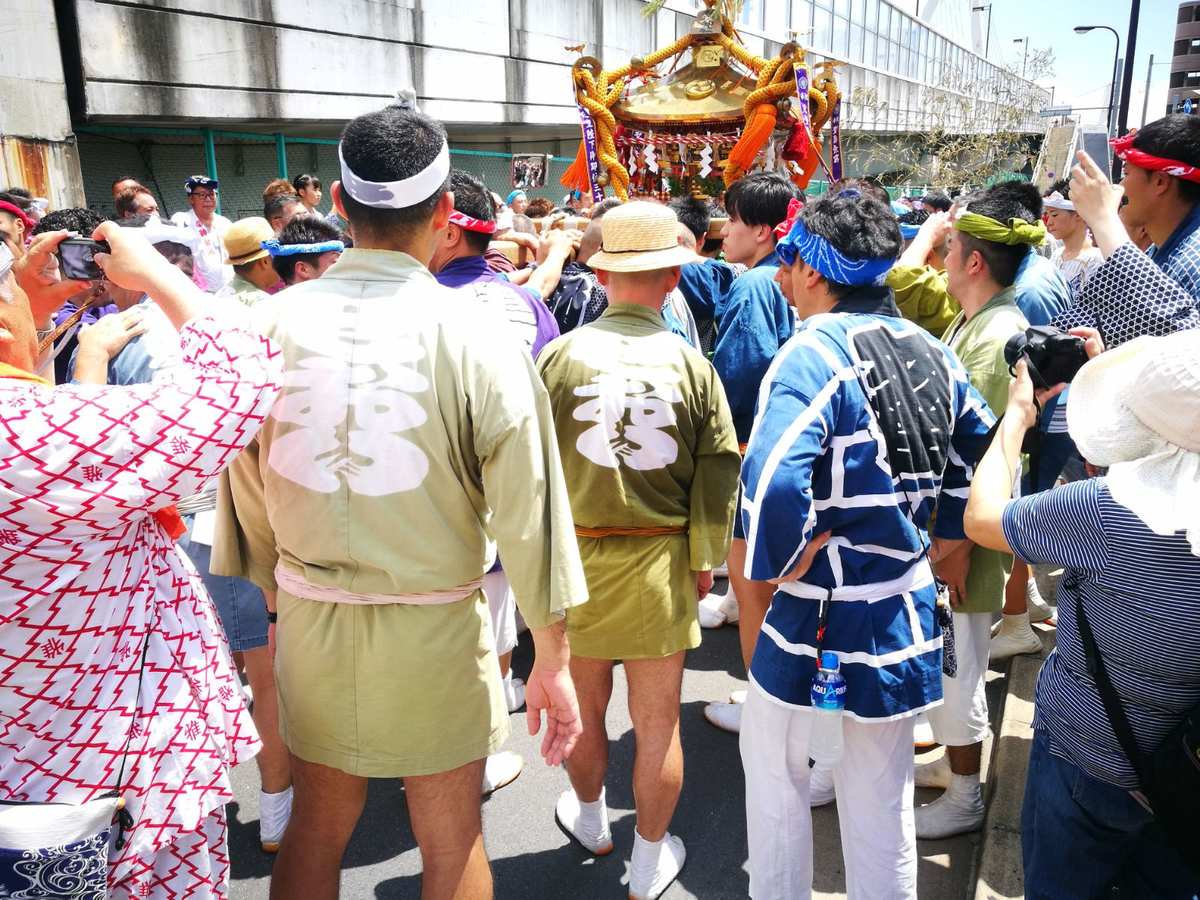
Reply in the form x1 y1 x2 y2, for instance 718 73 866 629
913 182 1038 839
0 222 282 896
964 328 1200 899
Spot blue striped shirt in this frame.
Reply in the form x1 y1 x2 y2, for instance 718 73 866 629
1003 479 1200 788
742 308 994 720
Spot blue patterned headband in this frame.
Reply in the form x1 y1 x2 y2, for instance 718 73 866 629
776 218 896 286
261 239 345 257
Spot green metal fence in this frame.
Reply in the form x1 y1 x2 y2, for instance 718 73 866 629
74 125 576 221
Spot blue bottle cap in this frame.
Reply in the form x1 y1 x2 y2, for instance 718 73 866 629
820 650 840 671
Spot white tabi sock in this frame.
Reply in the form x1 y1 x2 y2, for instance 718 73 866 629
629 829 686 900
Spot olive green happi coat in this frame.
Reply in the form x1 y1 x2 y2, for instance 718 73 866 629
536 303 741 658
211 248 587 775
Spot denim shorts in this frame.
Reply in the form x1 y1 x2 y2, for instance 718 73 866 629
178 517 269 652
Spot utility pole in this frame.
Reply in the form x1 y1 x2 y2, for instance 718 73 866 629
1114 0 1142 181
1141 53 1154 127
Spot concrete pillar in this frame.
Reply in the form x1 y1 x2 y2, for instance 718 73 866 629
0 2 85 207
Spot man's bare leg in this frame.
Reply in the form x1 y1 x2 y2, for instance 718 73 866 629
405 759 491 900
243 647 290 793
563 656 614 802
624 651 686 840
1002 558 1029 615
728 538 777 671
269 755 367 900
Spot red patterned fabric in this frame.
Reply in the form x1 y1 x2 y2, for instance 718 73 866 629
1111 131 1200 183
111 808 229 899
0 315 282 891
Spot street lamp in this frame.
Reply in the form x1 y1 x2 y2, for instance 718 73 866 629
972 4 992 59
1013 36 1029 79
1074 25 1120 141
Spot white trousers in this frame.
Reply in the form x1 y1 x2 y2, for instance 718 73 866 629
481 570 518 656
740 685 917 900
925 611 991 747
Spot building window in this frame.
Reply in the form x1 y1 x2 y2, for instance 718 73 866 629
739 0 765 29
791 0 814 33
849 24 865 62
833 15 849 55
1180 5 1194 24
813 6 832 49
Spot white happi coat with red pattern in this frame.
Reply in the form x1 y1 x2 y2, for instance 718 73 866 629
0 315 281 893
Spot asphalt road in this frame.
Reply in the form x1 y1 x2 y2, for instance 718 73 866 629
226 581 1001 900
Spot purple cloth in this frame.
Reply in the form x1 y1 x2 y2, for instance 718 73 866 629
53 299 118 328
435 255 560 358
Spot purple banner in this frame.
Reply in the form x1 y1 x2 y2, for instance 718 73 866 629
792 64 813 141
830 98 843 182
576 104 606 202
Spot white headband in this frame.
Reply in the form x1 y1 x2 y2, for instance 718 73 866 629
337 140 450 209
1043 191 1075 212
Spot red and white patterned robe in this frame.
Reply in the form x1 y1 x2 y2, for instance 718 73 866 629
0 316 282 897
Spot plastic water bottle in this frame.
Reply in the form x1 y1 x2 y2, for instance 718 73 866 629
809 650 847 768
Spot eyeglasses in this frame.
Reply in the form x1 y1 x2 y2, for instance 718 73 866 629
190 191 217 200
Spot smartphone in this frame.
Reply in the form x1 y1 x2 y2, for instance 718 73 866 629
56 238 110 281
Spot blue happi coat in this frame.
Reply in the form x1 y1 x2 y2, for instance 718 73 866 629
678 252 794 443
741 288 994 720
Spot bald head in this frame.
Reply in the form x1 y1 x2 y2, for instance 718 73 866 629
676 222 697 252
578 219 605 266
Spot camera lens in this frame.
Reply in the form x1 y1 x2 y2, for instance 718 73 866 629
1003 331 1028 367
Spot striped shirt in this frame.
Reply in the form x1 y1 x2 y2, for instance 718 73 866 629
1003 479 1200 788
742 297 994 720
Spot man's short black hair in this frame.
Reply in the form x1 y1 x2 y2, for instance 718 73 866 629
920 192 952 212
832 178 890 205
272 216 344 284
3 187 32 203
1131 114 1200 204
0 191 33 212
724 173 801 232
957 180 1041 288
898 208 930 227
1045 178 1071 199
337 105 449 239
112 174 138 188
263 192 301 222
669 196 711 243
32 207 106 236
448 170 495 254
800 189 902 298
591 197 623 220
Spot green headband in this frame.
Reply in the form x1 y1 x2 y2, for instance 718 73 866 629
954 211 1046 246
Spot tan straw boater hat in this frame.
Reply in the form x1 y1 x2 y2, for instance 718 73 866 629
1067 329 1200 555
587 201 698 273
223 217 274 265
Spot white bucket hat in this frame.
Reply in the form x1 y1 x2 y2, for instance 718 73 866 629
586 202 697 274
1067 329 1200 554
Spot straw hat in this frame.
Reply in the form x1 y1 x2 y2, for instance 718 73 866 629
223 217 274 265
1067 329 1200 554
587 202 697 273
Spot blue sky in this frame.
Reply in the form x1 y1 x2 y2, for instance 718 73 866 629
985 0 1177 127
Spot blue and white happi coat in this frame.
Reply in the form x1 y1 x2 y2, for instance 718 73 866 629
741 296 994 720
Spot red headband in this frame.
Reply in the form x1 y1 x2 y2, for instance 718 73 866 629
773 197 804 239
1110 131 1200 184
449 210 497 234
0 200 35 232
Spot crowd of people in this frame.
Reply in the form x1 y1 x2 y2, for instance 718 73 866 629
1 101 1199 900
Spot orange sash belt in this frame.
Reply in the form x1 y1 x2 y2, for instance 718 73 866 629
738 442 748 456
574 524 687 539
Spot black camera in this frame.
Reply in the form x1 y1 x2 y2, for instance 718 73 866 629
55 238 110 281
1003 326 1089 391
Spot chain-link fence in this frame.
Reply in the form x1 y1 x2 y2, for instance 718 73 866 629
75 126 576 221
74 124 959 221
